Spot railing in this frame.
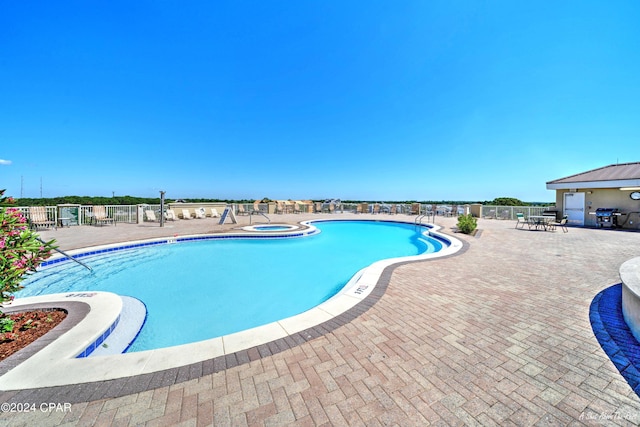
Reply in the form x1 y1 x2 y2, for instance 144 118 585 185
78 205 140 225
481 205 551 220
234 203 469 216
13 203 554 227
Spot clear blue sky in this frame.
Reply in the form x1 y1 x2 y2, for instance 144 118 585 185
1 1 639 202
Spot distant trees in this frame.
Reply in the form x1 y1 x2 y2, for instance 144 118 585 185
488 197 526 206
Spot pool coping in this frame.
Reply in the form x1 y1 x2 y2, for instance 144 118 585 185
0 220 466 402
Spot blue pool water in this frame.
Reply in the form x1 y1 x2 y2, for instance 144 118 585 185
19 220 443 352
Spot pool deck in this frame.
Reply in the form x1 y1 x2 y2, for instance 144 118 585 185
1 213 640 425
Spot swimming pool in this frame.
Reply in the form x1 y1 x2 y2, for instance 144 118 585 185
19 220 444 352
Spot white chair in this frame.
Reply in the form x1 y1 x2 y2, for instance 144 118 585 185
549 215 569 233
164 209 178 221
194 207 206 219
211 208 220 218
181 209 192 219
145 210 158 222
515 213 529 229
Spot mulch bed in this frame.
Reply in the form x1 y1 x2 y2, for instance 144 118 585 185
0 310 67 361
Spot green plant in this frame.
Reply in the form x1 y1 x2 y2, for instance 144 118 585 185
457 213 478 235
0 317 14 333
0 189 56 316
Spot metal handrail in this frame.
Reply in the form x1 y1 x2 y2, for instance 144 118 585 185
249 210 270 224
414 211 435 227
38 238 92 271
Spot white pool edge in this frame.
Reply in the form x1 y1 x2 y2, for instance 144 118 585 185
0 221 462 390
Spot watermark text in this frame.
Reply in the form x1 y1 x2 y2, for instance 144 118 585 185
0 402 72 413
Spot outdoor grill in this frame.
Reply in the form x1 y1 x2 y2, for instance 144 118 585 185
594 208 620 228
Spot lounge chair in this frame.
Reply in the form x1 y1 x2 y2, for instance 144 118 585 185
293 202 301 214
28 206 56 230
548 215 569 233
389 205 397 215
181 209 192 219
237 205 249 216
284 201 294 213
210 208 220 218
250 201 262 215
145 210 158 222
93 205 115 226
410 203 420 215
165 209 178 221
373 204 381 214
194 207 206 219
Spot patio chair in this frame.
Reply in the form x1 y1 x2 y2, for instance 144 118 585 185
194 207 206 219
515 213 528 229
548 215 569 233
410 203 421 215
181 209 192 219
210 208 220 218
93 205 115 226
28 206 56 230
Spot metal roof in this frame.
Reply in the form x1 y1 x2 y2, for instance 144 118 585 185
547 162 640 184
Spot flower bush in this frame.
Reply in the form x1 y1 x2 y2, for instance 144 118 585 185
0 189 55 315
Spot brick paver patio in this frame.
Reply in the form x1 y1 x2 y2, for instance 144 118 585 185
1 213 639 426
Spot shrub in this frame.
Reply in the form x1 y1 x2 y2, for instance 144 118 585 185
0 189 56 315
457 214 478 235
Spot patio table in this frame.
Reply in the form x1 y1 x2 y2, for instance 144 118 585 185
528 215 555 231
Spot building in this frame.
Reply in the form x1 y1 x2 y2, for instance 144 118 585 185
546 162 640 229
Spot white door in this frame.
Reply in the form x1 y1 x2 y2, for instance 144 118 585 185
563 192 585 226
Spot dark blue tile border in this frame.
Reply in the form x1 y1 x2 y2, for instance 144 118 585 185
76 315 120 358
40 233 316 268
589 284 640 397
